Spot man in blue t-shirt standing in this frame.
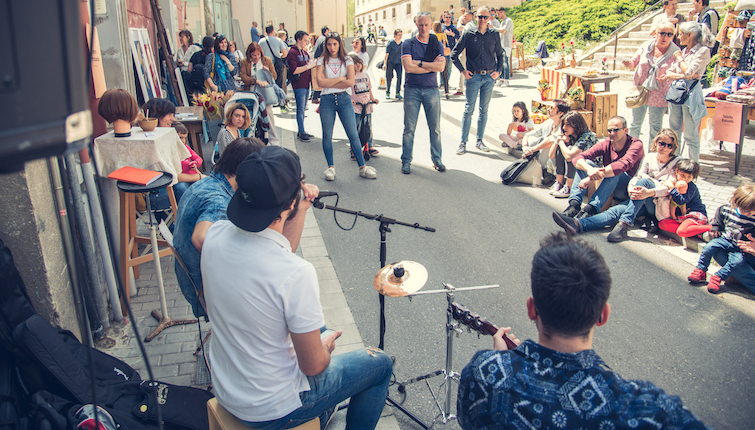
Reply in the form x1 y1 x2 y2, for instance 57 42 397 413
250 21 260 43
400 13 447 175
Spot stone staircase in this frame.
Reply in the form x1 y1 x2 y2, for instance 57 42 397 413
580 0 727 73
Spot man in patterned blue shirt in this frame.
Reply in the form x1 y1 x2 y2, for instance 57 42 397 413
457 232 710 430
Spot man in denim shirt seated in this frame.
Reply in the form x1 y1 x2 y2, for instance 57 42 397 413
457 232 710 430
172 137 318 317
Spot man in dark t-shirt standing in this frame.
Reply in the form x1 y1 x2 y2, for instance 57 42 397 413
400 13 446 175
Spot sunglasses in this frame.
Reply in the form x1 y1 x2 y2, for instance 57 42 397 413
477 15 490 19
607 128 623 133
658 32 674 38
657 141 674 148
328 32 340 38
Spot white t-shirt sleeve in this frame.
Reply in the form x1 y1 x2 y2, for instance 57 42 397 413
282 265 324 334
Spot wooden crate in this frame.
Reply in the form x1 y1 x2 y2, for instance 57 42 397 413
575 109 593 131
586 92 618 137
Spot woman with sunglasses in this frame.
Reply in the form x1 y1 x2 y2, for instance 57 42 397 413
316 33 377 180
553 129 681 243
204 34 239 92
622 21 679 149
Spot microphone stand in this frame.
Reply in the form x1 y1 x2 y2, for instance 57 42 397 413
313 198 434 429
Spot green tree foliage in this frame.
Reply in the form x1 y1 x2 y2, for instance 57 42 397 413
508 0 649 51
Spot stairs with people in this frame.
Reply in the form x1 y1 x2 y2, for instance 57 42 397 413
580 0 727 74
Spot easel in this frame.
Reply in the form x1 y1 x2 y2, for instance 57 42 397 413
149 0 184 106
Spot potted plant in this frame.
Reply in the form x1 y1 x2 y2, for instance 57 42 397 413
538 79 552 100
565 86 584 109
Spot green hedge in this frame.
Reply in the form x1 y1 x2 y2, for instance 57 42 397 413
508 0 650 53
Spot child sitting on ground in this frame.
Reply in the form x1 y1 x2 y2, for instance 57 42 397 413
349 54 379 159
499 101 535 150
688 184 755 293
173 122 205 185
658 159 710 238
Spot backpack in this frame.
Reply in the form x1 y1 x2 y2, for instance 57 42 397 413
500 152 542 186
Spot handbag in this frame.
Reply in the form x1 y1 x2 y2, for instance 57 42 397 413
264 38 287 71
376 60 384 69
665 79 698 105
625 85 649 108
204 57 215 90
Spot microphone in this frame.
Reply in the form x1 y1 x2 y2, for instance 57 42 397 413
313 191 338 209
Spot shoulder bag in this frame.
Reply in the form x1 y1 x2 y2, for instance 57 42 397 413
264 38 287 71
626 85 649 108
665 79 698 105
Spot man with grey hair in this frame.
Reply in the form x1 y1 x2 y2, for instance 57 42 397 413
451 6 504 155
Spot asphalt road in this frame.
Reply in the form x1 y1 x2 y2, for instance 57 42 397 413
285 86 755 430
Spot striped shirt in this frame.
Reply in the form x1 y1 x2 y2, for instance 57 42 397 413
710 204 755 243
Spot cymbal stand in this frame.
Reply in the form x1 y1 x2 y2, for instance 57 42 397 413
399 283 500 426
312 198 434 429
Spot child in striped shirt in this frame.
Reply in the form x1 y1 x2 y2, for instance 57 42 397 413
688 185 755 293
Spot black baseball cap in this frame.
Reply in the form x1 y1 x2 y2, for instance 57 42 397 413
226 146 301 232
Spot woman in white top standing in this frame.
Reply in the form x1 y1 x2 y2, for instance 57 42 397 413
349 37 370 67
176 30 200 72
317 33 377 180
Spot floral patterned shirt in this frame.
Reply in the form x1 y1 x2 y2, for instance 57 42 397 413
458 340 710 430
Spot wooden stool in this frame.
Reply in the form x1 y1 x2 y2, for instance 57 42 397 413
207 398 320 430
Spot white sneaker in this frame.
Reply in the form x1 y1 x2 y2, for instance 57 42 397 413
548 181 563 195
502 80 510 87
554 184 571 198
324 167 336 181
359 165 377 179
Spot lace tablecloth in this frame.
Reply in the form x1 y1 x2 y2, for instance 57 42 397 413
93 127 190 185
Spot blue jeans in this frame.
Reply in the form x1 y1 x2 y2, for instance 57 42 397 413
619 178 656 226
319 92 366 167
241 348 393 430
630 105 665 151
294 88 309 134
668 102 701 161
698 237 742 281
460 73 495 144
148 181 190 211
401 87 442 164
569 160 632 213
714 251 755 294
386 63 402 95
578 203 628 232
355 112 372 148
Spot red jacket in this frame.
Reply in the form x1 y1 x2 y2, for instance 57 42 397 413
572 135 645 177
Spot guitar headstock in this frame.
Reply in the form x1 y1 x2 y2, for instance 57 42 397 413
449 302 518 349
449 302 497 336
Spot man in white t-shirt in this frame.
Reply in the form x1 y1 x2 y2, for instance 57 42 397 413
261 25 290 89
495 8 513 86
202 147 392 430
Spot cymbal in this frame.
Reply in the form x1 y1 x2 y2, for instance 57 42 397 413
374 261 428 297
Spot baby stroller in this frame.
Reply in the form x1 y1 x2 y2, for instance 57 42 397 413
210 91 264 164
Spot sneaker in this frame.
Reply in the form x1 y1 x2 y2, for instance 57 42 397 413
445 93 450 100
456 143 467 155
433 161 446 172
553 184 571 198
688 268 707 284
304 132 315 139
359 165 377 179
280 106 289 113
606 221 629 242
475 140 490 152
563 200 581 217
548 181 563 195
386 91 391 100
502 80 510 87
297 132 310 141
552 212 582 235
401 162 411 174
395 93 402 100
707 275 722 293
575 204 598 219
324 167 336 181
453 91 464 96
